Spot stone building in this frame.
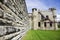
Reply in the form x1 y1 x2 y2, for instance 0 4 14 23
0 0 29 40
29 8 58 30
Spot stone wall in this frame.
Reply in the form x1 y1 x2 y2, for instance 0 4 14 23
0 0 29 40
0 0 29 26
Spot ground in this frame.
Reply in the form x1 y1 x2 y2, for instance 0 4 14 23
22 30 60 40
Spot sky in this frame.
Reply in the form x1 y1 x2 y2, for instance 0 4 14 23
25 0 60 21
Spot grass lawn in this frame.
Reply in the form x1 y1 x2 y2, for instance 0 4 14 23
22 30 60 40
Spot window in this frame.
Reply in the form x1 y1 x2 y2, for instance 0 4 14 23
50 22 52 27
46 15 49 20
44 22 46 27
38 22 41 27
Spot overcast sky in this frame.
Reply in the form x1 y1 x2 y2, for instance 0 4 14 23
25 0 60 21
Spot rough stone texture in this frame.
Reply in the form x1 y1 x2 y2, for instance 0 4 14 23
0 0 29 27
0 27 20 36
0 0 29 40
0 27 7 36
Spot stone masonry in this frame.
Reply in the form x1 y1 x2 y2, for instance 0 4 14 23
0 0 29 40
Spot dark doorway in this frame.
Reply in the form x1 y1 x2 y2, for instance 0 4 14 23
38 22 41 27
50 22 52 27
44 22 46 27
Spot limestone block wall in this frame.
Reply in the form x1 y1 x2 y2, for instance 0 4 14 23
0 0 29 27
28 13 32 29
0 0 29 40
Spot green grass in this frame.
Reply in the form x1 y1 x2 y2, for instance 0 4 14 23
22 30 60 40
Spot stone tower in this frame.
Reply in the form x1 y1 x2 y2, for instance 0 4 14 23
49 8 58 30
32 8 39 30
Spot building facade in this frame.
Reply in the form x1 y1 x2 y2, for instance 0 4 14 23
29 8 58 30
